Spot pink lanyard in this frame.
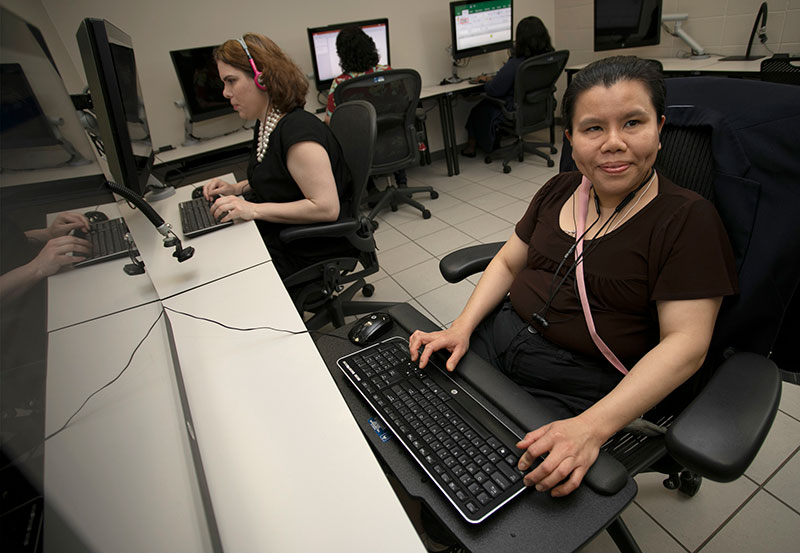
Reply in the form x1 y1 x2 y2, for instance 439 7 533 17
574 176 629 376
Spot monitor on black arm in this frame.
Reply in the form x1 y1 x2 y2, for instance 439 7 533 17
170 45 234 122
307 18 390 92
76 18 173 200
594 0 662 52
447 0 513 83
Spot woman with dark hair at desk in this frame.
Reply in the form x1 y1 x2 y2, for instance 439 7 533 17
410 56 738 497
461 16 554 157
203 33 356 279
324 25 390 124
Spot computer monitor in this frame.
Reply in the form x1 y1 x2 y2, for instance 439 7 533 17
449 0 514 61
307 18 390 91
170 45 234 122
594 0 662 52
76 18 161 198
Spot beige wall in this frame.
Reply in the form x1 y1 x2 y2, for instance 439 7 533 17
5 0 554 152
556 0 800 67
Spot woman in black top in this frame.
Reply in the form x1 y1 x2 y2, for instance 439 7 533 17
462 16 554 157
203 33 355 279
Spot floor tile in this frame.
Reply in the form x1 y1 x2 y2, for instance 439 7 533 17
578 503 685 553
362 275 411 304
764 448 800 513
415 226 475 257
407 298 443 328
446 182 495 202
477 172 526 192
425 191 464 213
779 381 800 421
479 226 515 244
466 190 518 212
374 226 410 251
415 280 475 327
375 204 431 227
493 200 529 224
392 258 449 298
633 471 757 552
453 212 511 240
434 202 485 225
744 410 800 484
393 216 450 241
377 241 433 274
698 490 800 553
439 240 480 259
502 179 543 201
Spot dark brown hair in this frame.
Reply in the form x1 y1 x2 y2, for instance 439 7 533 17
214 33 307 112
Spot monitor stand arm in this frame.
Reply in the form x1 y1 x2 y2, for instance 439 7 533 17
444 60 464 84
662 14 710 60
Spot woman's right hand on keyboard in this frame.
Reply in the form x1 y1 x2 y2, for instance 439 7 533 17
203 178 242 200
409 324 471 372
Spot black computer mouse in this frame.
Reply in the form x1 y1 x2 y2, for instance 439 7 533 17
348 312 394 346
84 210 108 223
191 187 205 199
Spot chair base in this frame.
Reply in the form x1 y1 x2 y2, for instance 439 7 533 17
303 275 400 330
366 180 438 222
486 138 558 173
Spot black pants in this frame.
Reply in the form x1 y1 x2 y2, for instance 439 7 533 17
470 300 624 419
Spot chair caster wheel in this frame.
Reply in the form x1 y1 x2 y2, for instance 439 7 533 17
422 210 431 219
547 159 555 168
550 146 558 154
518 154 524 162
362 284 375 297
663 474 680 490
430 191 439 199
371 220 379 231
484 156 492 164
678 471 702 497
503 165 512 174
391 205 398 212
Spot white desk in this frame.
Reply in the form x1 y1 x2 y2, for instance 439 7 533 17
44 178 426 553
44 302 212 553
566 55 763 83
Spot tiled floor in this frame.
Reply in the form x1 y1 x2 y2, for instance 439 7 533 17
353 141 800 552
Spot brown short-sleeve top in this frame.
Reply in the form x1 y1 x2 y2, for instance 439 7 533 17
510 171 738 365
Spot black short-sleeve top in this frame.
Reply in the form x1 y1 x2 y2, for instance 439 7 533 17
510 171 738 365
246 107 352 237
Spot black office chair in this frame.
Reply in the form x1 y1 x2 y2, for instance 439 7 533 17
760 54 800 85
438 76 799 551
279 101 397 329
483 50 569 173
333 69 438 223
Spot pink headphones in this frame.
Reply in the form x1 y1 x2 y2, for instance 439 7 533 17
236 37 267 91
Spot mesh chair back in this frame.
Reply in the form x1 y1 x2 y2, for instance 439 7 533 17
760 55 800 85
329 101 377 212
333 69 421 173
513 50 569 136
655 125 715 202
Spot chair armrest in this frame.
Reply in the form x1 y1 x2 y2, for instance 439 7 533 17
665 352 782 482
439 242 503 283
279 218 360 242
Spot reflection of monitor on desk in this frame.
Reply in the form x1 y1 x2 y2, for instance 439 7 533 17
307 18 390 91
447 0 513 83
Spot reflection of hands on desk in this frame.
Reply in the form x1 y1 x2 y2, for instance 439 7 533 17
517 415 605 498
25 211 89 243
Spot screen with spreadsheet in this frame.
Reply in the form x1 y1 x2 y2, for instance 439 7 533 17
307 18 390 91
450 0 513 60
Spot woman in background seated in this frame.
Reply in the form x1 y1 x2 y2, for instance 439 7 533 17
461 16 554 157
325 26 390 124
203 33 356 279
410 56 738 497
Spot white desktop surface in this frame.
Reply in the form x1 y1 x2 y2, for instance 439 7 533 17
421 79 482 99
567 55 763 74
46 202 160 331
154 128 252 164
119 176 270 300
44 302 212 553
161 264 425 553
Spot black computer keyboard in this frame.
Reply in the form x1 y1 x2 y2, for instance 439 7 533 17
73 217 136 268
179 197 232 238
337 337 530 523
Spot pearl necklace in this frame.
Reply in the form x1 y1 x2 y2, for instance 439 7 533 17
256 107 281 163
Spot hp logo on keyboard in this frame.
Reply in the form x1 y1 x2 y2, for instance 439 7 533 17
450 389 458 395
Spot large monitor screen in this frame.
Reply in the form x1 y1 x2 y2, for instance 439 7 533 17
170 45 233 122
594 0 662 51
307 18 390 91
0 63 61 149
450 0 514 60
77 18 154 196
